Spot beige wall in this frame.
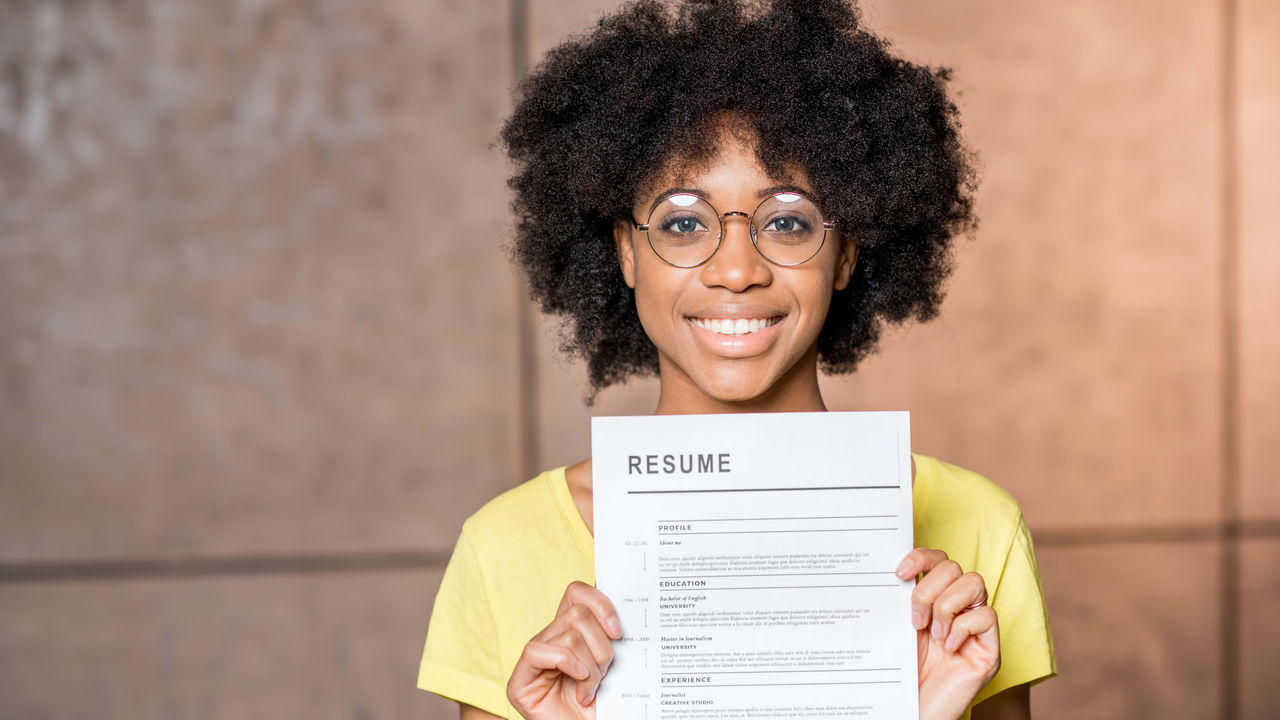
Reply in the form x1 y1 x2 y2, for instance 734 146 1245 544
0 0 1275 718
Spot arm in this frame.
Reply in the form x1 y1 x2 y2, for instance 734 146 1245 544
461 704 505 720
972 683 1031 720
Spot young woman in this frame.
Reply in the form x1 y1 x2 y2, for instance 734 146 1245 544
420 2 1056 719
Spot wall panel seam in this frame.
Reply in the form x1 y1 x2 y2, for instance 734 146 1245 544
0 551 454 584
1219 0 1242 717
511 0 540 484
5 521 1280 583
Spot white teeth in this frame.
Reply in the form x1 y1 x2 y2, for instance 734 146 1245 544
690 317 780 336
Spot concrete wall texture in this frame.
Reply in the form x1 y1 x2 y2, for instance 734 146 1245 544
0 0 1275 718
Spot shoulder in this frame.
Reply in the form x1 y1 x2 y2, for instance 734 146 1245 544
445 467 595 643
912 454 1025 572
459 470 561 549
455 466 593 574
914 453 1021 525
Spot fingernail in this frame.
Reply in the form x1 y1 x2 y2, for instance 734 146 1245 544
607 617 622 638
575 661 590 679
931 619 942 641
911 609 924 630
945 633 960 652
895 558 911 579
586 687 597 705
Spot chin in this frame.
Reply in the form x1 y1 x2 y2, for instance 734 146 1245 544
657 351 804 409
695 374 777 405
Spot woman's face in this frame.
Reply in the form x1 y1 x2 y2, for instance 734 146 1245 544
615 128 858 413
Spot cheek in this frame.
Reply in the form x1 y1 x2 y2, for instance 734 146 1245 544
632 286 660 338
788 271 839 343
805 251 845 314
802 287 835 332
630 266 682 337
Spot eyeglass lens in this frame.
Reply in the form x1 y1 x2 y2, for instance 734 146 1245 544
645 193 827 267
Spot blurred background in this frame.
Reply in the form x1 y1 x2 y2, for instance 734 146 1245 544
0 0 1276 718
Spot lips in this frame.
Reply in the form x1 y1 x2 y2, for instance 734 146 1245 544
686 316 784 336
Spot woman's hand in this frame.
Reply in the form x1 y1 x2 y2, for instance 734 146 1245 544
506 581 622 720
897 548 1001 720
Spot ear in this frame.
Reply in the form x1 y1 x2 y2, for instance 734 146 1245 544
614 219 637 289
832 232 858 291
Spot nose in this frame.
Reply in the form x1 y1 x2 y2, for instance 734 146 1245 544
699 213 772 292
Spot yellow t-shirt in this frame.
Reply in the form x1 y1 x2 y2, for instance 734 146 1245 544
419 454 1056 719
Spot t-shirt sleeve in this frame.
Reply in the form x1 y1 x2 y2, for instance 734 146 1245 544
419 526 511 717
975 514 1058 704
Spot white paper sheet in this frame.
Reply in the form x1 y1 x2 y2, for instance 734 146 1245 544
593 412 917 720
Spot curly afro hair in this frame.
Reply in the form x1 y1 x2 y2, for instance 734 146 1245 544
502 0 976 397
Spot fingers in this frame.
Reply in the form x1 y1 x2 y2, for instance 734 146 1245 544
510 638 593 689
549 582 620 670
547 605 616 703
944 604 997 653
557 580 623 639
899 549 960 632
545 582 620 704
944 604 1000 683
547 629 608 705
897 548 990 649
896 547 949 581
508 582 623 714
914 604 1001 720
929 571 988 646
507 638 595 712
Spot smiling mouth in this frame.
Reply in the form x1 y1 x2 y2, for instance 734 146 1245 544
687 316 784 336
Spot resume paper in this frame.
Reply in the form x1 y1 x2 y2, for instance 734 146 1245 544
593 412 917 720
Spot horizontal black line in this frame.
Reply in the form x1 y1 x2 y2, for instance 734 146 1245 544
0 550 452 584
1034 519 1280 547
664 584 899 591
630 486 900 494
661 668 900 675
660 676 901 681
657 515 895 522
659 572 895 579
659 528 895 536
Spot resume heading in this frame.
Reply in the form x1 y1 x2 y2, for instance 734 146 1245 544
628 453 732 475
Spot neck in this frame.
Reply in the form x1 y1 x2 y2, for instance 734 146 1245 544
652 348 829 415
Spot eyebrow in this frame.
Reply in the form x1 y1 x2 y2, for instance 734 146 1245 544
646 184 812 214
757 184 809 199
647 188 708 215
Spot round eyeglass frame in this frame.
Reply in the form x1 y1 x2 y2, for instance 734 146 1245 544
630 190 837 268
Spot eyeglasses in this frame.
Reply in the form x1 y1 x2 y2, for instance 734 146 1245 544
631 190 836 268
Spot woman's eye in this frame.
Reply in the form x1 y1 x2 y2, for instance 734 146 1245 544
763 216 806 233
663 216 708 233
